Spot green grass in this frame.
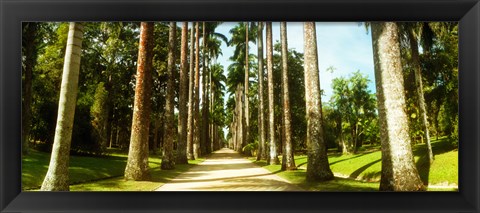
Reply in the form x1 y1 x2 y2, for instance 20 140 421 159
22 150 204 191
252 137 458 191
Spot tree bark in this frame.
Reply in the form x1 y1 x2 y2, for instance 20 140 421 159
256 22 267 161
280 22 296 170
187 22 196 160
124 22 154 181
244 22 250 151
41 22 84 190
303 22 334 181
266 22 279 165
201 22 212 155
407 28 434 164
177 22 189 164
193 22 201 159
161 22 177 170
371 22 425 191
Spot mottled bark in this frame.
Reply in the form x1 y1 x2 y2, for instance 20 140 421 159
256 22 267 161
280 22 296 171
371 22 425 191
266 22 279 165
235 84 244 152
187 23 196 160
161 22 177 170
201 22 210 155
193 22 201 159
303 22 333 181
244 22 250 150
407 28 434 164
124 22 154 181
22 22 38 155
41 22 84 190
177 22 189 164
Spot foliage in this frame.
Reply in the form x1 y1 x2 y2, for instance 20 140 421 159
327 71 378 153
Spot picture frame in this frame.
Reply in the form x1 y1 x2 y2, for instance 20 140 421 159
1 0 478 212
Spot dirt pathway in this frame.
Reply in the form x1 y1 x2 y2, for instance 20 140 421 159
155 148 303 191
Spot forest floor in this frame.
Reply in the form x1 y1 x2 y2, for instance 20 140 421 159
155 148 303 191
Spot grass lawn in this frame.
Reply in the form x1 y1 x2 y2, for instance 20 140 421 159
22 149 204 191
252 137 458 191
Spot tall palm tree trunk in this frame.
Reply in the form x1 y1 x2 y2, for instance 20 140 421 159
41 22 84 191
303 22 333 181
256 22 267 161
177 22 189 164
193 22 201 159
187 22 196 160
201 22 209 155
280 22 296 171
124 22 154 181
266 22 279 165
371 22 425 191
244 22 250 151
407 28 434 164
162 22 177 170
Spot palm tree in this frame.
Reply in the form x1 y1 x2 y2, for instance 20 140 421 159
161 22 176 170
41 22 84 191
193 22 201 158
266 22 279 165
303 22 333 181
280 22 296 170
187 22 196 160
124 22 155 181
256 22 267 161
244 22 250 151
228 22 256 151
402 23 434 164
177 22 189 164
371 22 425 191
201 22 209 155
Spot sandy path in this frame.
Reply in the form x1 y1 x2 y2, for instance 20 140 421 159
155 148 303 191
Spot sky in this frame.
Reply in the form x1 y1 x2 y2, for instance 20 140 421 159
214 22 376 102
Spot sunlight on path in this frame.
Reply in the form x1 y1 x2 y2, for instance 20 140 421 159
155 148 303 191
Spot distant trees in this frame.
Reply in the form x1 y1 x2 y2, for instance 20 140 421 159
329 71 377 154
41 22 84 190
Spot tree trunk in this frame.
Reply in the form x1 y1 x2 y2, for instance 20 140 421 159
244 22 250 151
187 22 196 160
266 22 279 165
177 22 189 164
201 22 209 156
303 22 334 181
124 22 154 181
22 22 39 156
235 84 244 152
371 22 425 191
407 28 434 164
280 22 296 170
41 22 84 190
256 22 267 161
161 22 177 170
193 22 201 159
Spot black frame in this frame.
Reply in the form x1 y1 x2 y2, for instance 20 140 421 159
1 0 479 212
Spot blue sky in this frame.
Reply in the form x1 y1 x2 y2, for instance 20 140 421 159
213 22 376 102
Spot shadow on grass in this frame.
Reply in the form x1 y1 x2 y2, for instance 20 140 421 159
415 152 431 185
349 159 381 179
